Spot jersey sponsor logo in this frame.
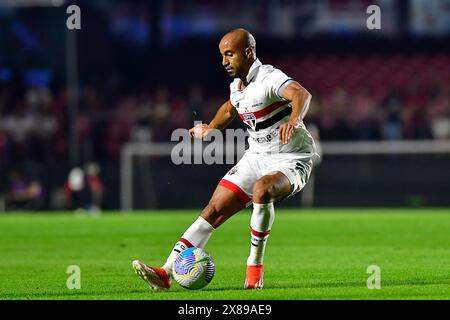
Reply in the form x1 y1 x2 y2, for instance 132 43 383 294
254 135 273 143
252 130 278 144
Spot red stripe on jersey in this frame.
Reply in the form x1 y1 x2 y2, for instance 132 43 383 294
178 238 194 248
251 228 271 237
219 179 251 204
238 101 289 120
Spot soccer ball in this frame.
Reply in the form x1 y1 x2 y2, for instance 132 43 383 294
172 247 215 290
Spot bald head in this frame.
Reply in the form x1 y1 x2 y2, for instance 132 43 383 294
220 28 256 55
219 28 257 80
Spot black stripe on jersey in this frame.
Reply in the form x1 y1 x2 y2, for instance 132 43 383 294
254 107 292 131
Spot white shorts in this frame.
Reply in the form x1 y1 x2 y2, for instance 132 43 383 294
218 151 313 206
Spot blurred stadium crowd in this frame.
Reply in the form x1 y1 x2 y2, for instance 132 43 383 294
1 54 450 210
1 54 449 167
0 0 449 210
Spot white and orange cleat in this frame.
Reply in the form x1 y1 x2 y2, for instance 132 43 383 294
244 265 264 289
132 260 171 290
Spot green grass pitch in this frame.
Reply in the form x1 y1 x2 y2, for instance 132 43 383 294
1 208 449 300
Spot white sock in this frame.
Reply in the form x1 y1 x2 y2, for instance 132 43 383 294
247 203 275 266
162 216 215 276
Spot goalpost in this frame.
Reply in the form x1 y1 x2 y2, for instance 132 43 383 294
120 140 450 211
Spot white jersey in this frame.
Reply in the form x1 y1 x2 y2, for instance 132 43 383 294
229 59 317 156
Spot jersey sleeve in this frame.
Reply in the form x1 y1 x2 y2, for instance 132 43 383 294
263 69 293 100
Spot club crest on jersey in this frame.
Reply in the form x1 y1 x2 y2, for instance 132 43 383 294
242 113 256 130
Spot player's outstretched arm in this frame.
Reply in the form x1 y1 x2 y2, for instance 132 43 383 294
189 100 237 139
279 81 312 144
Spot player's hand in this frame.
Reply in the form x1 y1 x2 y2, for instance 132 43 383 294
189 123 212 140
278 121 297 144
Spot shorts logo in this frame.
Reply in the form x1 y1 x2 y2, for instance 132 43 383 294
242 113 256 130
295 162 306 176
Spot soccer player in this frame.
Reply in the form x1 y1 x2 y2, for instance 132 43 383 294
132 28 317 290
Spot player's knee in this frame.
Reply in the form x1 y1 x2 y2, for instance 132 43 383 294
252 179 274 203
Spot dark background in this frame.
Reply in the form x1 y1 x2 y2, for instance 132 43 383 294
0 0 449 210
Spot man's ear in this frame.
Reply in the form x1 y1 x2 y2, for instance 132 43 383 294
245 47 253 59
